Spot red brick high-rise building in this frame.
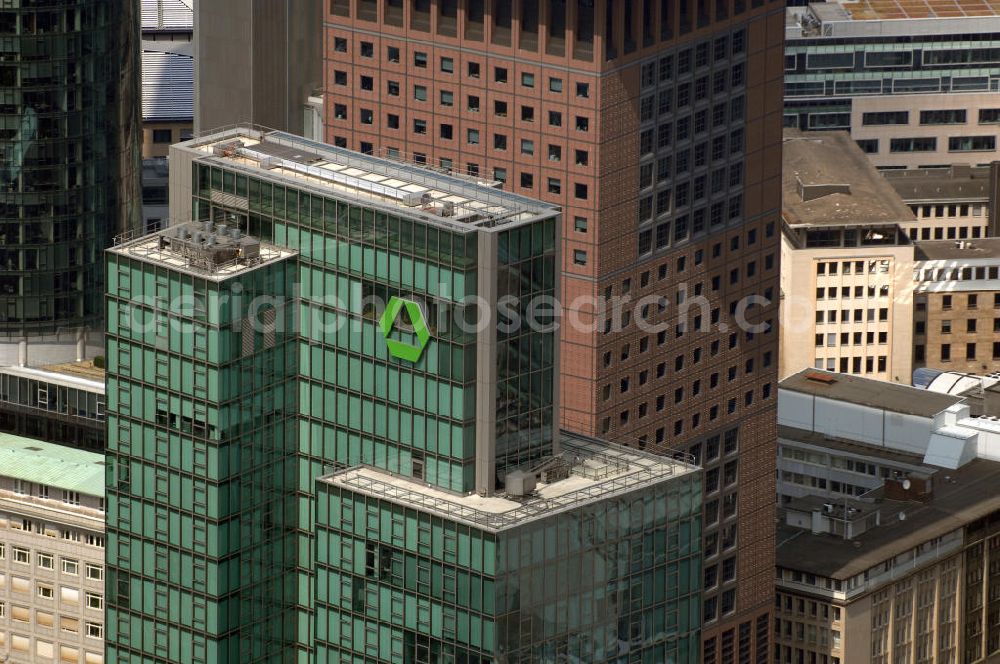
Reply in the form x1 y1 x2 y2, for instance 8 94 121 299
323 1 785 660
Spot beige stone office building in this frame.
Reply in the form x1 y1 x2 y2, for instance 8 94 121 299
0 436 105 663
913 238 1000 375
849 92 1000 170
779 130 916 382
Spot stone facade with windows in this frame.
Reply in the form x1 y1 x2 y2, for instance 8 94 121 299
779 130 916 383
0 435 105 664
912 238 1000 376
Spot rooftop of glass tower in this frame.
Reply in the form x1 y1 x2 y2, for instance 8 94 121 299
175 127 561 231
319 433 699 532
110 221 296 280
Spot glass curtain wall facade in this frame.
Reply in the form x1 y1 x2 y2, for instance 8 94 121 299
105 253 302 662
0 0 139 334
494 226 557 472
314 470 703 663
196 158 559 494
0 368 105 450
321 2 785 657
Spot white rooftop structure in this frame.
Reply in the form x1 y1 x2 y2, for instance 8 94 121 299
781 369 1000 470
787 0 1000 39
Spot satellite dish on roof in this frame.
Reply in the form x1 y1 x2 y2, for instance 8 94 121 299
901 479 911 490
898 512 907 521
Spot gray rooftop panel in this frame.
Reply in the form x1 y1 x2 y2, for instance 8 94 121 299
778 457 1000 579
782 130 916 228
780 369 963 418
914 238 1000 261
884 165 994 204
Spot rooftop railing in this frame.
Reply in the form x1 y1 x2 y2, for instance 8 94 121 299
321 436 698 531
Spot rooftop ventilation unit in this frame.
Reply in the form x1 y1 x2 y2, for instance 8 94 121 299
505 470 536 497
157 222 264 272
804 371 837 384
213 140 244 157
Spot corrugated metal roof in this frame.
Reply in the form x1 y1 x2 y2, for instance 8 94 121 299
142 47 194 122
141 0 193 31
0 434 104 498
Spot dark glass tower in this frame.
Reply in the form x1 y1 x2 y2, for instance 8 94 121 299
0 0 140 335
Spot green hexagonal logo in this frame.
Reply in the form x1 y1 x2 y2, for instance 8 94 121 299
379 296 430 362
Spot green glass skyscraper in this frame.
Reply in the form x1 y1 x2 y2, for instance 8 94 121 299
106 127 702 663
0 0 140 334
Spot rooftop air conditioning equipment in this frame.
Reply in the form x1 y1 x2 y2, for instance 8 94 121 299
241 238 261 260
441 201 455 217
505 470 537 497
400 190 427 206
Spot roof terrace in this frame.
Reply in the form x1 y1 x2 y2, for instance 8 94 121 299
320 433 699 532
176 127 561 231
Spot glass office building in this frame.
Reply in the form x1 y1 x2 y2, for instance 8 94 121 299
106 127 702 662
315 441 703 663
784 3 1000 167
0 0 140 334
106 228 301 661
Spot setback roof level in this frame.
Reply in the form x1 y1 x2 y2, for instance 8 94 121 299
319 433 698 532
176 127 561 232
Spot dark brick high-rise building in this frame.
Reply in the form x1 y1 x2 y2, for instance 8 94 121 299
323 1 785 660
